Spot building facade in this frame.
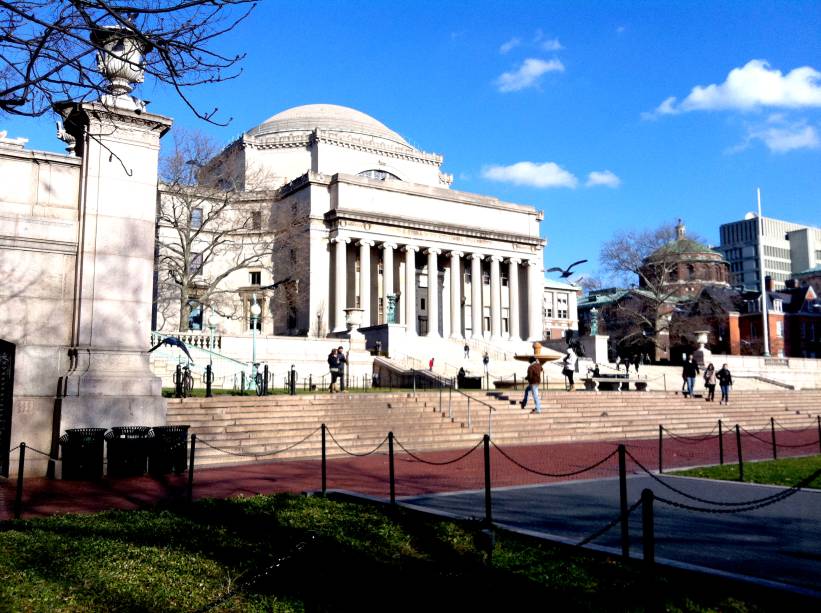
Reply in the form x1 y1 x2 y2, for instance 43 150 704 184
718 215 821 290
542 278 581 339
159 104 547 346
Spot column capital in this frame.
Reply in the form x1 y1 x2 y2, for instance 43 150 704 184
425 248 442 256
357 239 375 248
403 244 419 254
527 259 540 268
489 254 503 263
332 236 351 245
470 252 484 262
382 241 398 250
507 257 521 265
449 250 464 258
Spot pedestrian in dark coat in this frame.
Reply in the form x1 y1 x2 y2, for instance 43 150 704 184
717 364 733 405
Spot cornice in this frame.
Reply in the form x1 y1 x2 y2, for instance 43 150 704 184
324 209 545 248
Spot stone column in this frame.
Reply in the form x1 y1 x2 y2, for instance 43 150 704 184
57 99 172 431
527 259 542 341
426 248 441 337
489 255 502 340
381 242 396 323
333 237 350 333
449 251 463 338
470 253 483 339
404 245 418 335
508 258 520 340
358 239 374 327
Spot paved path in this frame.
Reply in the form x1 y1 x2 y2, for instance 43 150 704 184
403 474 821 593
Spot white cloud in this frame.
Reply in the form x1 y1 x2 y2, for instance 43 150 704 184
495 58 564 93
728 116 819 154
648 60 821 117
540 37 563 51
499 37 521 54
586 170 621 188
482 161 578 188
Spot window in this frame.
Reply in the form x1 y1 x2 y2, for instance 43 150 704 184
250 271 261 286
419 273 428 288
501 274 508 287
251 211 261 230
464 271 472 285
359 169 400 181
420 298 426 312
187 301 202 331
772 299 783 312
482 272 490 285
776 320 784 338
191 252 203 276
190 207 203 229
557 294 568 319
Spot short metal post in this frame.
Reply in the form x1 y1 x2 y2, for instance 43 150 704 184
174 364 183 398
289 365 296 396
641 488 655 564
308 373 312 393
388 431 395 505
14 442 25 519
718 419 724 465
770 417 777 460
448 385 452 419
205 364 213 398
187 434 196 504
658 425 663 474
618 444 629 558
321 424 327 495
818 415 821 454
439 385 442 412
264 364 270 395
513 374 517 390
467 397 472 429
735 424 744 481
412 369 416 394
663 373 667 391
483 434 492 526
240 371 245 396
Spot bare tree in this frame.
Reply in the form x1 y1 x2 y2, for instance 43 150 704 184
0 0 254 122
598 221 710 359
155 129 274 332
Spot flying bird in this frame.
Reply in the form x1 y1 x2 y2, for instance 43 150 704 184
148 336 194 364
546 259 588 278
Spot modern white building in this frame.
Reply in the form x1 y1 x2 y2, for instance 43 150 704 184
159 105 547 350
718 215 821 290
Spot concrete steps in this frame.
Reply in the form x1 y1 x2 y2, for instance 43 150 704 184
167 389 820 467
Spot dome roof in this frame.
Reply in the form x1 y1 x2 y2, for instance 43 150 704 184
246 104 411 149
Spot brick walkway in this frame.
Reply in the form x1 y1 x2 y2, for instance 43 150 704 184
1 427 818 521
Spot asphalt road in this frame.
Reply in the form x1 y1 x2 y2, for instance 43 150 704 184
402 474 821 593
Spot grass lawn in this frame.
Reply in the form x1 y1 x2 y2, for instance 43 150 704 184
0 494 812 612
672 454 821 489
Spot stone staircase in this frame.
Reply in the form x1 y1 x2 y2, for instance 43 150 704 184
167 389 821 468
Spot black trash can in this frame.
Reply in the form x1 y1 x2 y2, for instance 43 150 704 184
148 425 190 475
105 427 151 477
59 428 106 480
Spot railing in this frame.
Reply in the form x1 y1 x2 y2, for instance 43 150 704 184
150 330 223 351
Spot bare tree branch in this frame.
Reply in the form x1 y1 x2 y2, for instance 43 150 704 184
0 0 255 123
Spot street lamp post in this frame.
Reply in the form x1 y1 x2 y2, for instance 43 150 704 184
207 312 219 362
250 294 261 390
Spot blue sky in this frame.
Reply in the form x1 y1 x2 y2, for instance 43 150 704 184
4 1 820 284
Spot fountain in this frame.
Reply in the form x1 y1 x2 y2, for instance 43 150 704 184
514 341 564 364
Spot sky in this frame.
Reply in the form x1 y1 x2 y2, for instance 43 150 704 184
3 0 821 285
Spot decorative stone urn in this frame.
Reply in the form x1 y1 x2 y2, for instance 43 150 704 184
343 308 365 351
91 26 152 110
692 330 713 367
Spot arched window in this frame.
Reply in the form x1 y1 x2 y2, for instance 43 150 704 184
358 169 400 181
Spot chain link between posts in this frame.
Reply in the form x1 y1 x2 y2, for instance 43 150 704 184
393 437 483 465
492 443 618 478
661 423 720 444
773 419 816 434
627 449 821 509
198 427 320 458
326 429 388 457
576 497 642 547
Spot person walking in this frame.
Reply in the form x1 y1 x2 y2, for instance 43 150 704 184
717 363 733 405
429 357 435 371
327 348 339 393
336 346 348 392
562 346 578 391
482 352 489 373
682 355 699 398
464 343 470 359
632 353 641 375
519 356 543 414
703 363 717 402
